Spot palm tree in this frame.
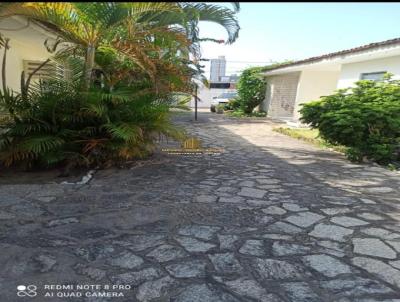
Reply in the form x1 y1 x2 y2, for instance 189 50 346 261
179 2 240 44
0 2 240 89
0 2 184 89
148 2 240 61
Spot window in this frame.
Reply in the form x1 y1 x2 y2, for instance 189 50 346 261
209 82 230 89
360 71 386 81
217 92 237 99
23 60 64 80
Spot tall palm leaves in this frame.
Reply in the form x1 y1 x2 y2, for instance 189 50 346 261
0 74 186 168
179 2 240 44
0 2 240 88
0 2 184 88
0 2 240 169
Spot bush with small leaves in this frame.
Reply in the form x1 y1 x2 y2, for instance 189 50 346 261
236 67 266 114
300 76 400 164
224 98 240 111
216 104 224 114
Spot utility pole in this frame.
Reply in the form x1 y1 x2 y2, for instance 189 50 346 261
194 84 198 121
192 56 214 122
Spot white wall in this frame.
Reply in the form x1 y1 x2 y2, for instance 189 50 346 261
189 84 235 108
337 55 400 89
0 17 55 92
264 53 400 122
264 72 301 119
293 70 340 120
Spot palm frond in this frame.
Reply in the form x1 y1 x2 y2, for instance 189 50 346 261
0 2 236 168
183 3 240 44
20 135 64 154
104 123 143 143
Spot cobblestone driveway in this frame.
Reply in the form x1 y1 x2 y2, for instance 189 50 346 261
1 112 400 301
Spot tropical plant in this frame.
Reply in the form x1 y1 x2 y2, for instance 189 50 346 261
236 67 266 114
300 76 400 164
0 2 187 88
0 75 185 169
0 2 241 169
0 2 240 90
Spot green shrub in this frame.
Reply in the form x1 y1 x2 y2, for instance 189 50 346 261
236 67 266 114
224 98 240 111
300 77 400 164
216 104 224 114
227 109 245 117
227 109 266 118
0 80 184 169
250 111 267 117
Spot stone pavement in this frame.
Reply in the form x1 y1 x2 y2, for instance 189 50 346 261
0 111 400 301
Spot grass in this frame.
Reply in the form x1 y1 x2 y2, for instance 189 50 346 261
274 127 400 172
226 109 267 118
273 127 348 154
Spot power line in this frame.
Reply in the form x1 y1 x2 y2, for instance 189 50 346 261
203 61 277 64
201 58 279 64
224 60 276 63
203 68 254 72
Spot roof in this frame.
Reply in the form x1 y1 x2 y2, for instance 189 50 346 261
264 37 400 72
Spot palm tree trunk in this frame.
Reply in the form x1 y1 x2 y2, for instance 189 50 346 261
2 38 10 92
84 44 95 90
21 58 50 100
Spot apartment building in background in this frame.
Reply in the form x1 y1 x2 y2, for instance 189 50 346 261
191 57 238 108
210 55 226 82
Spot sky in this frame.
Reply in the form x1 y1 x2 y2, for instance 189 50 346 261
198 2 400 77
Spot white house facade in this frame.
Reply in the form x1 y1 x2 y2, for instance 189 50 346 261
0 16 57 92
262 38 400 122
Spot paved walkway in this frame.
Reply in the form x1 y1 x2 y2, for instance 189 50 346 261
1 112 400 301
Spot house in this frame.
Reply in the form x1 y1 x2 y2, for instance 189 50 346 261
0 16 57 92
261 37 400 123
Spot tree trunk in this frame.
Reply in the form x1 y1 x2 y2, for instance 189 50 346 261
2 38 10 92
84 44 95 90
21 59 50 100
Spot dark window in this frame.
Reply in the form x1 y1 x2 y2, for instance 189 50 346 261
209 82 230 89
360 72 386 81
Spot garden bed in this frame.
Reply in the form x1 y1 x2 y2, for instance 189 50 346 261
273 127 400 171
273 127 347 153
